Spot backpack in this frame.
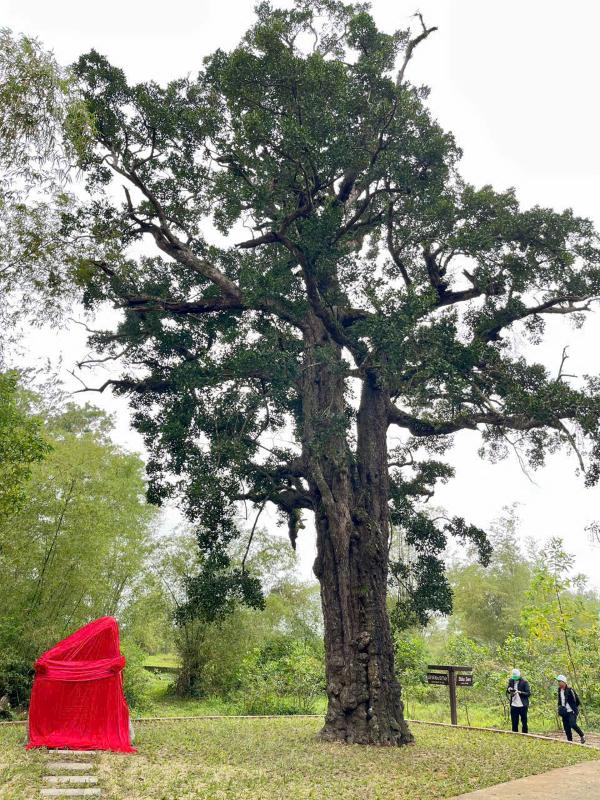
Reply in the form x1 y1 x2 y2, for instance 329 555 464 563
559 687 580 713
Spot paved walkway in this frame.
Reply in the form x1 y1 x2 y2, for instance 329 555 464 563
450 760 600 799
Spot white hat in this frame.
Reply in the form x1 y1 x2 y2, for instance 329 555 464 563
511 668 521 678
556 674 568 683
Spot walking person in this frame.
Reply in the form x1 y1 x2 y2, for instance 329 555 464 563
507 668 531 733
556 675 585 744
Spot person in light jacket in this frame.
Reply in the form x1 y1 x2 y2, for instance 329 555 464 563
556 675 585 744
506 668 531 733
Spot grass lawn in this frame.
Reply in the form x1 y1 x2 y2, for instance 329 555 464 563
142 653 180 669
139 677 328 718
406 699 562 733
0 727 46 799
136 672 574 733
2 717 598 800
137 679 565 734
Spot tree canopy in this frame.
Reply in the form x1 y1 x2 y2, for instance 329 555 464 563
3 3 600 590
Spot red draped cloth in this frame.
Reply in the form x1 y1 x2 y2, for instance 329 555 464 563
26 616 136 752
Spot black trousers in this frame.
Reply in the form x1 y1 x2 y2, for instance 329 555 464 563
511 705 528 733
562 710 584 741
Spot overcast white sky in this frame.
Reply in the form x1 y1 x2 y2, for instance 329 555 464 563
4 0 600 586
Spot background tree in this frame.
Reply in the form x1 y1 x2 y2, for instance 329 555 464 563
446 506 533 645
0 371 50 519
401 521 600 732
0 394 157 705
0 28 89 337
150 526 263 697
4 1 600 744
149 523 310 697
521 537 600 722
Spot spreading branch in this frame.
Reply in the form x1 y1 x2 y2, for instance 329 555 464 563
475 295 600 342
386 398 548 437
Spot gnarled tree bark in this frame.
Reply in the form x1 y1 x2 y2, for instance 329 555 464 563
303 312 412 745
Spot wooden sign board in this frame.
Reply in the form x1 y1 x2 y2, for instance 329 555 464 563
426 665 474 725
427 672 449 686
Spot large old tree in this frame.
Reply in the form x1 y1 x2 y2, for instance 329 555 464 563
4 1 600 744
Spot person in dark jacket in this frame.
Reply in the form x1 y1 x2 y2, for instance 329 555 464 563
556 675 585 743
507 668 531 733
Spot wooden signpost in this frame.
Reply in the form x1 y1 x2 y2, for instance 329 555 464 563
426 665 473 725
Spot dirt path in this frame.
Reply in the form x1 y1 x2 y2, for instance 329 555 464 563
543 729 600 748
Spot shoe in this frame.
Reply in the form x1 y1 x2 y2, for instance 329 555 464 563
580 735 586 744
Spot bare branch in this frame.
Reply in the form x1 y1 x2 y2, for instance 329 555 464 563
555 346 570 382
500 430 540 485
67 370 171 396
105 154 244 301
396 13 438 86
76 346 134 369
556 420 586 473
68 370 119 395
241 498 267 572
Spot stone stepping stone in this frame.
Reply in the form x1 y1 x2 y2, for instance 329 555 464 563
40 792 101 798
44 776 99 784
50 762 95 771
50 750 98 756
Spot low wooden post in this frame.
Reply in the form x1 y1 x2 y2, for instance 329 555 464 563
448 666 457 726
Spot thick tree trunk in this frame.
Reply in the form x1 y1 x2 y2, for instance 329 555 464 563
302 314 412 745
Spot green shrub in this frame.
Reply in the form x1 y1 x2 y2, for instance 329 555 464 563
234 634 325 715
121 639 152 710
0 652 34 709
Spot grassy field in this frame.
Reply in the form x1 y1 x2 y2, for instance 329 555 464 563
138 673 328 718
142 653 180 669
8 674 565 732
0 728 46 799
2 717 598 800
405 699 564 733
135 657 590 733
136 676 567 734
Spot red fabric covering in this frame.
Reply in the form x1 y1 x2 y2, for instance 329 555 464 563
26 616 136 752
